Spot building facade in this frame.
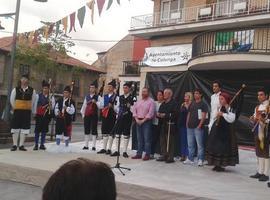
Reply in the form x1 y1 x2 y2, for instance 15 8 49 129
129 0 270 144
0 37 105 117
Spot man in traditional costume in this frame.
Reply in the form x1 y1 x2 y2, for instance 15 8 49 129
111 82 135 158
10 74 36 151
80 81 100 151
54 86 76 147
33 80 55 150
97 80 119 155
250 88 270 182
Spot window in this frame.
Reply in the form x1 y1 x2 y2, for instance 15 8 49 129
161 0 184 23
19 64 30 77
72 77 80 97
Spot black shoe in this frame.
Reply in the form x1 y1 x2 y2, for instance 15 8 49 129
39 145 46 150
19 146 27 151
156 156 166 162
33 145 38 151
215 166 225 172
10 145 17 151
106 150 111 155
111 151 120 157
250 173 263 179
259 175 269 182
212 166 219 171
83 146 89 150
97 149 106 154
268 182 270 187
92 147 96 151
123 152 129 158
165 159 175 164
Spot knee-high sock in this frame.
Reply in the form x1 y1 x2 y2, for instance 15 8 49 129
12 133 19 146
19 134 26 147
64 136 69 147
34 132 40 145
123 136 129 153
85 135 90 147
258 158 265 174
103 135 109 150
264 158 270 176
40 133 46 145
114 135 120 152
56 135 62 145
92 135 97 148
107 136 114 151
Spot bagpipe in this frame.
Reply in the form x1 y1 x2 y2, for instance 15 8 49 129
216 84 246 126
101 80 120 118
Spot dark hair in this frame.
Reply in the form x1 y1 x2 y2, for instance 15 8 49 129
213 80 222 88
42 158 116 200
258 87 268 96
157 90 163 95
194 88 203 95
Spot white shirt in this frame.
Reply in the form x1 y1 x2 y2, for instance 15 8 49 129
221 107 236 123
152 101 162 125
80 94 102 118
209 91 221 131
54 98 75 116
10 86 36 114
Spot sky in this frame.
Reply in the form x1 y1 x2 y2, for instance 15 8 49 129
0 0 153 64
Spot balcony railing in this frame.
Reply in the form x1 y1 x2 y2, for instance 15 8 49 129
192 26 270 58
122 61 142 76
130 0 270 30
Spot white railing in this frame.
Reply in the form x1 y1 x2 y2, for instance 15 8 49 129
130 0 270 30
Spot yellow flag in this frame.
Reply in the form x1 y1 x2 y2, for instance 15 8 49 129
62 16 68 34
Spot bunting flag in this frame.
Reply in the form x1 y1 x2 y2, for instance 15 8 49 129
69 12 76 33
107 0 113 10
86 0 95 24
77 6 86 28
97 0 105 16
117 0 120 5
62 17 68 34
55 20 61 37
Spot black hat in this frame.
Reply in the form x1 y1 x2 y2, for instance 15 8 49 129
108 79 116 88
42 80 50 88
90 80 98 88
123 81 132 88
21 74 29 80
64 86 71 93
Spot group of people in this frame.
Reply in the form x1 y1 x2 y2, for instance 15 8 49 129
9 74 270 188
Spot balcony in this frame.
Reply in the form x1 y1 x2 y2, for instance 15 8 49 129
130 0 270 38
189 26 270 70
122 60 142 76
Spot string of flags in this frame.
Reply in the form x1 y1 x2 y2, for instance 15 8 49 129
18 0 123 45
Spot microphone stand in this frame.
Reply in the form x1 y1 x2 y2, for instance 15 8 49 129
111 114 131 176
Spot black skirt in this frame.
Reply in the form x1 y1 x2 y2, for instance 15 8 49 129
206 118 239 167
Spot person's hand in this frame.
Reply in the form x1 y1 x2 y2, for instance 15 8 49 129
217 112 223 117
197 124 202 129
108 103 113 108
159 113 166 118
92 99 96 103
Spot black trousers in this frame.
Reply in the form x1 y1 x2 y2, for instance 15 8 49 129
111 114 133 137
84 115 98 135
11 110 31 130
